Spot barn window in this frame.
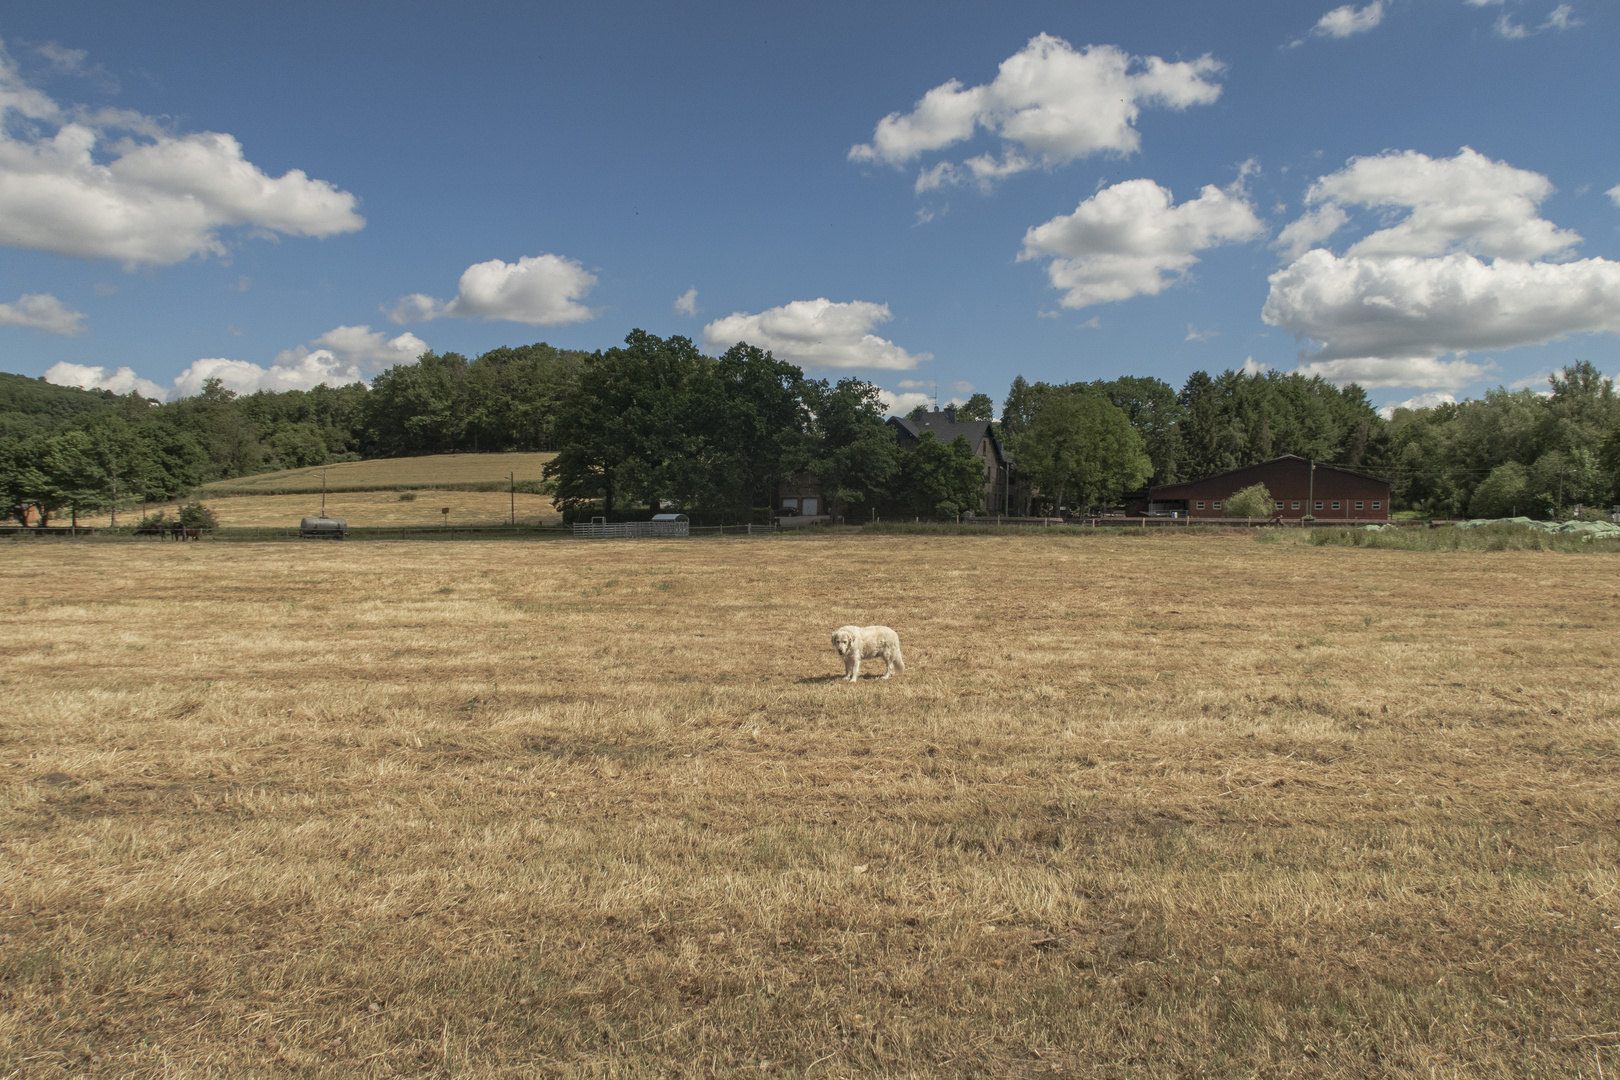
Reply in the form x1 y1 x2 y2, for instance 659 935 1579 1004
1355 501 1364 510
1315 501 1324 511
1275 501 1284 510
1213 501 1222 510
1372 501 1381 510
1291 501 1300 510
1196 501 1205 510
1332 501 1341 510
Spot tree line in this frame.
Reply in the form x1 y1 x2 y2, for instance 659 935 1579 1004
2 331 1616 525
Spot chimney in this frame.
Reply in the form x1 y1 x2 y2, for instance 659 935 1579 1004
943 406 956 422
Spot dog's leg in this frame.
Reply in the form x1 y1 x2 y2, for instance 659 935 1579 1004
881 647 894 678
848 653 861 681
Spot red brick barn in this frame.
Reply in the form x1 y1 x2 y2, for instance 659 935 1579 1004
1144 455 1391 521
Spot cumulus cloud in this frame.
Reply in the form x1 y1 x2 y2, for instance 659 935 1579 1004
0 292 86 335
1299 147 1577 261
387 253 598 326
1266 250 1620 365
1377 390 1457 419
0 40 363 267
1186 324 1218 342
43 362 165 400
850 34 1222 192
45 324 427 402
1265 147 1620 389
673 287 698 316
1313 2 1386 38
701 299 930 370
1019 177 1264 308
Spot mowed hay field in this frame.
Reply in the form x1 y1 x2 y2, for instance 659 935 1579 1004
2 535 1617 1079
198 452 557 495
198 491 563 528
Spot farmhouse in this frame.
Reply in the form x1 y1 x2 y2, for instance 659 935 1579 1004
1142 454 1391 521
886 408 1011 514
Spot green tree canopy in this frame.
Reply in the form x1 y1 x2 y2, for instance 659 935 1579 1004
1018 389 1151 512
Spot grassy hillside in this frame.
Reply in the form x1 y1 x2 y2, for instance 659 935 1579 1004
198 450 557 495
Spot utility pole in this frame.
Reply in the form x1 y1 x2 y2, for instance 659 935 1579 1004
321 469 327 517
509 472 515 526
1308 460 1315 521
109 463 118 528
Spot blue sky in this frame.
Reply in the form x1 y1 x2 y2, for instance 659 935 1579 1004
2 0 1616 416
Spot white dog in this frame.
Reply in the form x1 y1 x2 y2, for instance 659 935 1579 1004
831 625 905 682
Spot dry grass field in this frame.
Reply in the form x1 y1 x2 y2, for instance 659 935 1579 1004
195 491 562 528
2 533 1617 1078
197 452 557 495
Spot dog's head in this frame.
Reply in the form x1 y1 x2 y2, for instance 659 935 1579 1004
831 628 855 656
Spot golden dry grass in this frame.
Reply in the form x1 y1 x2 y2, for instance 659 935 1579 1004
197 451 557 494
193 490 562 528
2 533 1617 1078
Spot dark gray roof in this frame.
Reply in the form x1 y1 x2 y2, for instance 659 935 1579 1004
888 411 1005 460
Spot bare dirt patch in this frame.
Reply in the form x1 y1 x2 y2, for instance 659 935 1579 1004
3 534 1616 1077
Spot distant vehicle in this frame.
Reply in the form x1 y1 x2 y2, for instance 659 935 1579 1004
300 516 348 539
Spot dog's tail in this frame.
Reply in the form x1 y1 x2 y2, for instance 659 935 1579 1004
891 644 905 674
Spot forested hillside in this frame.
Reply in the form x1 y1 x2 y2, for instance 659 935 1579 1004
3 330 1617 524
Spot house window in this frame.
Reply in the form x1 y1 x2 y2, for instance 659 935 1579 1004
1315 501 1324 511
1212 501 1222 511
1355 501 1364 510
780 498 799 513
1332 501 1341 510
1196 501 1205 510
1372 501 1381 510
1275 501 1284 510
1291 501 1301 510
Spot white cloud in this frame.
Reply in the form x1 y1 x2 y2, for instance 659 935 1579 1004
850 34 1223 191
1377 390 1457 419
1507 370 1557 392
878 389 967 417
1494 14 1530 37
0 292 86 335
1313 2 1385 38
1541 4 1581 30
43 361 165 400
1186 324 1218 342
1300 147 1577 261
1298 355 1494 391
1265 250 1620 378
1266 147 1620 389
1077 315 1101 329
1273 203 1348 260
0 40 363 267
673 287 698 316
896 379 933 390
387 253 598 326
270 324 427 372
1019 177 1264 308
46 324 427 402
952 380 975 395
1608 184 1620 207
701 298 930 370
1241 356 1269 376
